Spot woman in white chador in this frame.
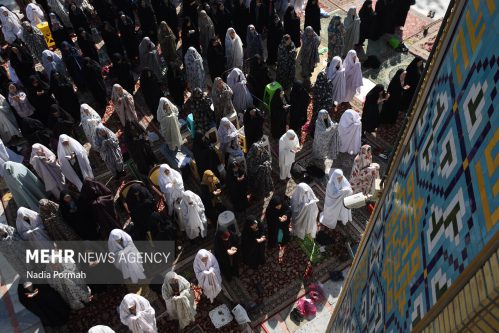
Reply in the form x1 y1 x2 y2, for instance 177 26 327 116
161 271 196 329
343 50 363 102
0 6 22 44
279 130 300 180
291 183 319 239
80 104 102 143
193 249 222 303
26 2 46 26
320 169 353 229
225 28 244 69
57 134 94 190
46 254 92 310
217 117 238 157
338 109 362 155
158 163 185 215
16 207 52 243
119 294 157 333
180 190 207 239
30 144 65 197
0 138 22 176
156 97 183 151
108 229 146 283
111 84 138 126
313 110 339 161
0 93 20 143
327 56 347 103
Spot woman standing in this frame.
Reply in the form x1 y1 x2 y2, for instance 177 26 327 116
38 199 80 241
343 50 363 102
157 97 183 151
246 24 264 59
380 69 409 124
158 163 185 216
279 130 300 180
349 144 380 195
214 230 240 281
185 88 215 134
241 217 266 268
225 28 244 70
342 7 361 56
320 169 353 229
158 22 178 63
59 190 98 240
93 124 125 178
108 229 146 283
111 84 139 126
313 109 339 161
227 68 253 113
290 183 319 240
358 0 375 45
119 294 157 333
161 272 196 330
30 144 65 198
19 22 48 62
82 57 108 108
200 170 223 222
276 35 297 91
207 37 225 81
327 56 347 104
140 68 163 114
8 83 35 119
327 16 346 62
50 71 80 120
198 10 215 55
212 78 235 125
283 6 301 48
243 107 264 149
265 195 291 250
180 190 207 240
26 75 56 125
226 160 248 212
299 26 321 79
123 122 157 175
0 93 20 143
60 42 85 90
110 53 135 94
270 88 288 139
139 37 162 79
312 69 333 128
304 0 321 36
289 81 311 137
246 141 273 198
338 109 362 154
80 103 101 143
184 47 205 91
361 84 387 134
4 162 46 212
16 207 52 242
267 14 285 66
42 50 67 80
193 249 222 303
57 134 93 191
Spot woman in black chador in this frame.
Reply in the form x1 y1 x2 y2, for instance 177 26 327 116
214 230 240 281
123 121 157 175
241 217 266 268
289 81 311 137
265 194 291 248
140 68 163 113
226 161 248 213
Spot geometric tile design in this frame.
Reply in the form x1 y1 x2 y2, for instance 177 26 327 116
330 0 498 331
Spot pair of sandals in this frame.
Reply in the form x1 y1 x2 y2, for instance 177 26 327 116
427 10 436 18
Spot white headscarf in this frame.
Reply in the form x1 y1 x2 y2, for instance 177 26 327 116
108 229 146 283
29 143 65 194
180 190 207 239
291 182 319 239
57 134 93 190
226 68 253 112
225 28 244 69
16 207 52 242
327 56 347 103
158 163 184 213
327 169 352 198
87 325 116 333
107 228 134 253
162 271 192 300
279 129 300 166
193 249 222 303
80 103 102 143
26 3 46 26
343 50 363 101
119 294 157 333
160 270 196 329
111 84 138 126
157 97 183 150
217 117 238 145
0 6 22 43
338 109 362 154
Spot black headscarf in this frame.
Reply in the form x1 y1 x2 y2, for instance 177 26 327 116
243 107 264 149
110 53 136 93
46 104 75 138
265 194 291 247
83 57 108 107
123 121 157 175
20 117 53 147
140 68 163 113
241 217 266 268
362 84 385 132
77 28 99 62
50 71 80 121
59 190 99 240
125 183 156 240
304 0 321 36
284 6 301 48
289 81 311 136
26 74 56 124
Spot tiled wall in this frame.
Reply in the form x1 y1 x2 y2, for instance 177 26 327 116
330 0 498 331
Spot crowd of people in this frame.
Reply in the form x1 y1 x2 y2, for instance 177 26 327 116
0 0 421 331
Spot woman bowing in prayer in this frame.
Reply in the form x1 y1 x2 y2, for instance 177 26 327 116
327 16 346 62
39 199 80 241
111 84 139 126
158 163 185 216
225 28 244 69
93 124 125 178
8 83 35 119
200 170 224 222
108 229 146 283
180 190 207 240
291 183 319 240
18 282 70 328
0 93 20 143
320 169 353 229
279 130 301 180
338 109 362 155
327 56 347 104
161 271 196 329
123 122 157 176
349 145 380 195
361 84 388 135
184 46 205 91
241 217 266 269
4 162 46 211
139 37 162 79
119 294 157 333
212 77 236 126
342 7 361 56
193 249 222 303
57 134 94 191
298 26 321 79
343 50 363 102
157 97 183 151
313 110 339 161
276 35 297 91
16 207 52 244
80 103 102 143
30 144 65 198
